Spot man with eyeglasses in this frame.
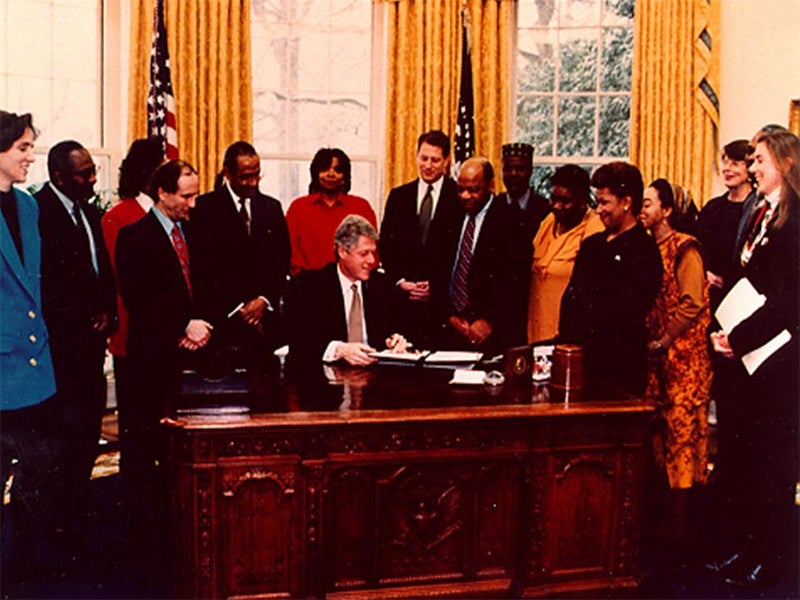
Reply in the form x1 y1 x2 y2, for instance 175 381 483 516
33 139 116 563
190 141 290 392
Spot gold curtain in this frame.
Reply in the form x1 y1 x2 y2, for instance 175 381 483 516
629 0 720 205
381 0 513 195
127 0 253 192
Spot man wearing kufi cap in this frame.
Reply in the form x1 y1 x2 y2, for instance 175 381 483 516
497 142 549 346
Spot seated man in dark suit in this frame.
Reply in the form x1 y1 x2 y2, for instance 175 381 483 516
191 141 290 381
430 157 517 355
379 130 462 346
287 215 408 367
496 142 550 346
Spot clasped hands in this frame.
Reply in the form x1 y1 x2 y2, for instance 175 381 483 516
448 315 492 346
335 333 411 366
179 319 214 351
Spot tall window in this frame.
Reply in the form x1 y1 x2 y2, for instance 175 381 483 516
515 0 634 194
251 0 383 214
0 0 115 203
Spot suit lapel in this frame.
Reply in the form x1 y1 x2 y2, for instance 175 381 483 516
1 189 38 299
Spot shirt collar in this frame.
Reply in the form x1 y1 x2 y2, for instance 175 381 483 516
418 176 444 197
313 191 345 207
506 188 530 211
136 192 154 213
337 262 362 294
764 188 781 208
152 203 179 235
49 181 79 213
224 180 245 207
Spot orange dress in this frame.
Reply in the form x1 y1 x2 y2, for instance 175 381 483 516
645 231 712 489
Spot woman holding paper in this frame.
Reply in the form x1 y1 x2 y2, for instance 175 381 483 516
709 129 799 589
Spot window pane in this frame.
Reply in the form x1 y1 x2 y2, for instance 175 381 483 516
559 0 600 27
599 95 630 157
1 0 101 148
558 29 598 93
251 0 374 205
604 0 635 25
557 96 596 156
531 165 556 197
601 27 633 91
517 29 556 93
519 0 556 27
517 96 554 157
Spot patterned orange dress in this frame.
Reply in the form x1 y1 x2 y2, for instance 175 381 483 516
645 231 712 489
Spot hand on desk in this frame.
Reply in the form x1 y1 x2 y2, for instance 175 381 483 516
180 319 214 351
335 342 378 366
385 333 411 353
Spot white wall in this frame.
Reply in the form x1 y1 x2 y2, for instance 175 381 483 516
718 0 800 149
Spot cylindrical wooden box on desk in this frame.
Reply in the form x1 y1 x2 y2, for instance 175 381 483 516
550 343 583 402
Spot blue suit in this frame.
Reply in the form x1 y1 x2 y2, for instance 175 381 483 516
0 187 55 410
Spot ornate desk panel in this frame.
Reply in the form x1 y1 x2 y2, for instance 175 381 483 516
168 365 653 599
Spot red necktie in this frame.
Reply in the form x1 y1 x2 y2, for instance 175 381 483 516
170 225 192 296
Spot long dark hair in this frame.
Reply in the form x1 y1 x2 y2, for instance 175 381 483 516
118 138 164 198
755 130 800 232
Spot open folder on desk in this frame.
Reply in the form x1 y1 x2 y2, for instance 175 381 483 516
368 350 483 368
715 277 791 375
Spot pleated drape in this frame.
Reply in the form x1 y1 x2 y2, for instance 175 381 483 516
629 0 720 205
127 0 253 193
380 0 513 194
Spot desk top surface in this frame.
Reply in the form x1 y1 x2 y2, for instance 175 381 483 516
170 361 653 430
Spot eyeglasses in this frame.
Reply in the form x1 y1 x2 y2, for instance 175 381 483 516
73 164 99 179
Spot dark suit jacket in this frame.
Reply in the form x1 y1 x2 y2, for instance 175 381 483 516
379 177 462 284
116 210 196 364
191 187 290 321
286 263 399 365
496 188 550 345
35 184 115 384
430 196 517 353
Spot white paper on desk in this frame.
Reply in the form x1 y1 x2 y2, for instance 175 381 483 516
368 350 429 362
426 351 483 363
715 278 765 333
449 369 486 385
715 278 792 375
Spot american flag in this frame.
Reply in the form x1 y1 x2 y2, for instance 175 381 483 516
147 0 178 160
453 8 475 176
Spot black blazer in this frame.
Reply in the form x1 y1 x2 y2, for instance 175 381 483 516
191 187 290 322
728 213 799 413
379 177 462 284
116 210 197 362
286 263 399 365
35 184 115 377
430 196 517 350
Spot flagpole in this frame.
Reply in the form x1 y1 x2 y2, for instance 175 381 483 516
453 4 475 177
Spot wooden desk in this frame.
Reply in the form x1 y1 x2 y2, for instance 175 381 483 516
168 363 654 599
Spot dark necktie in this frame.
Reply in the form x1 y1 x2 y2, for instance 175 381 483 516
72 200 95 272
450 214 476 314
1 190 24 264
348 283 364 343
171 225 192 296
419 184 433 244
239 198 250 235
